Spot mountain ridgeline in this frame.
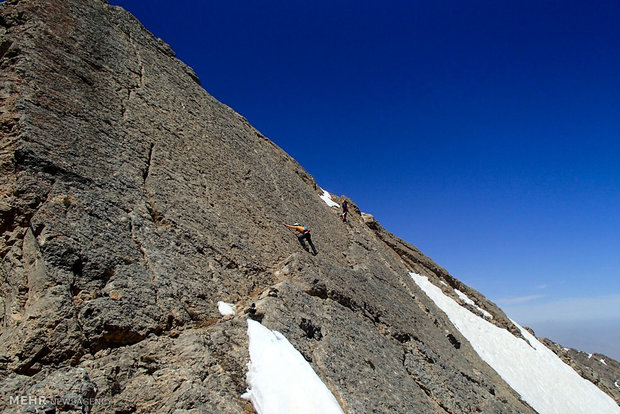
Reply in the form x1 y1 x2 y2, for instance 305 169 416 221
0 0 618 413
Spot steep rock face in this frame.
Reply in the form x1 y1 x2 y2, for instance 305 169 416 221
0 1 615 413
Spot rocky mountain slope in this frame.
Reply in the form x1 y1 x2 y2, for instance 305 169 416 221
0 0 618 412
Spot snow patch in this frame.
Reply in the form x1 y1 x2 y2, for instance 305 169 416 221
454 288 475 306
410 272 620 414
600 359 608 366
319 188 340 208
217 301 236 316
243 319 344 414
454 289 493 319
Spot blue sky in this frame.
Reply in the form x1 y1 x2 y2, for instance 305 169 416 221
111 0 620 358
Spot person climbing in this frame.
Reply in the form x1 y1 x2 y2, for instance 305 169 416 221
284 222 317 255
341 200 349 223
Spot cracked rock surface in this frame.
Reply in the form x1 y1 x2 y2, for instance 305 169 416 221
0 0 617 413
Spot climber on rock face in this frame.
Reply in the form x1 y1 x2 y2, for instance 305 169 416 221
341 200 349 223
284 222 317 255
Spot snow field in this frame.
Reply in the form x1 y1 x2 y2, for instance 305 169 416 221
454 288 493 319
242 319 345 414
410 272 620 414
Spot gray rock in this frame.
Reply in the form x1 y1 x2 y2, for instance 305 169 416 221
0 0 615 413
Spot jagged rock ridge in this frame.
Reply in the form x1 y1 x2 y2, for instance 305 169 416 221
0 0 618 412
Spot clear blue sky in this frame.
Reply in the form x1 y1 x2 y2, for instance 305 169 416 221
111 0 620 357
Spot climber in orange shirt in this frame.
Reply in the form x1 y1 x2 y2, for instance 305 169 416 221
284 222 317 255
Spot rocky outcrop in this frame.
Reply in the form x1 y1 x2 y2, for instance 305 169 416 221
0 0 616 412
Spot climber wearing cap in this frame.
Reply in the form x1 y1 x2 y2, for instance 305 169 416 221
284 222 317 255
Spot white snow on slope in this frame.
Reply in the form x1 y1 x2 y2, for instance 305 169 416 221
319 188 340 208
454 288 493 319
217 301 236 316
410 272 620 414
242 319 345 414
